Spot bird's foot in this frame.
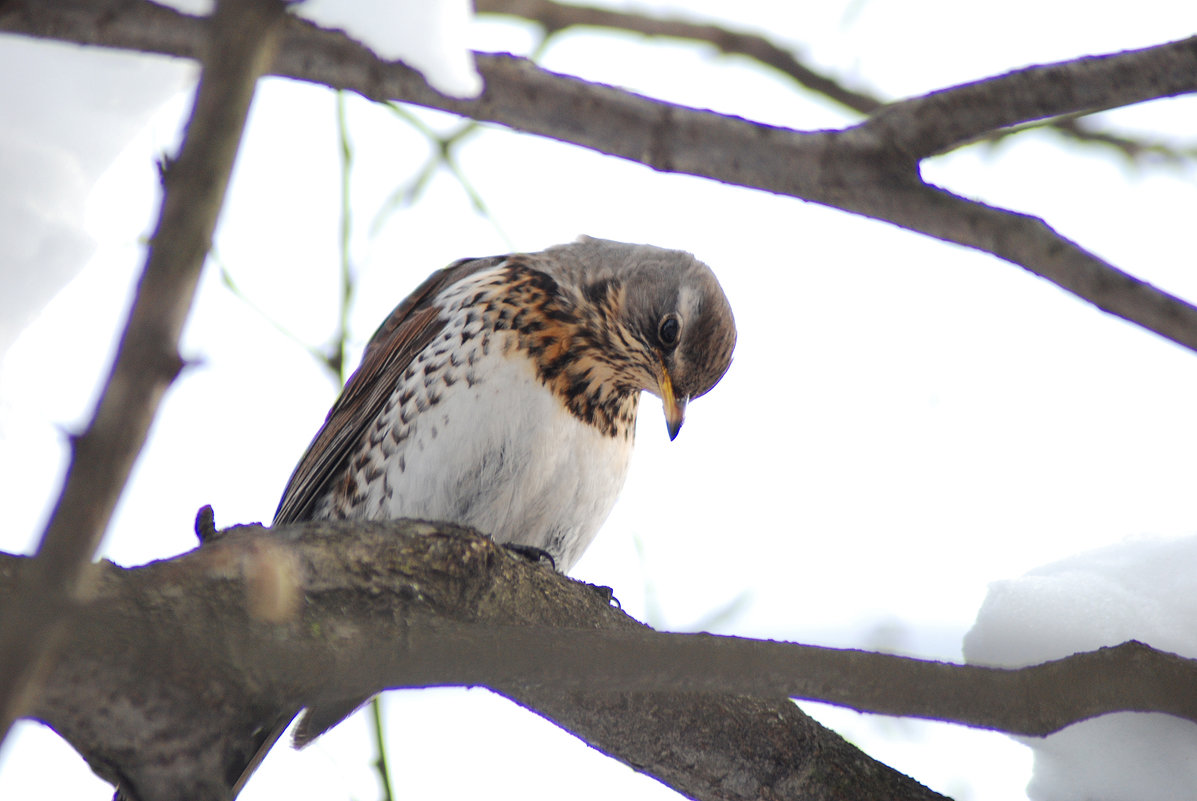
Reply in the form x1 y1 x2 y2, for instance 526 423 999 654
503 543 556 570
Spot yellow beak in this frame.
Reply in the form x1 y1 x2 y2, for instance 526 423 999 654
660 368 687 441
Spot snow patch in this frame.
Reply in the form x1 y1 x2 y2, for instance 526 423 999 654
965 536 1197 800
298 0 482 97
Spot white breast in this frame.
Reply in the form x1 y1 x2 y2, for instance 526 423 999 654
359 337 633 573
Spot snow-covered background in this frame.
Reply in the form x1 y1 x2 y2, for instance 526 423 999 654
2 1 1197 799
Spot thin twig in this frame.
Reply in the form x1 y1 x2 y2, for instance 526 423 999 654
476 0 884 114
370 697 397 801
332 90 355 384
373 103 511 245
218 257 338 375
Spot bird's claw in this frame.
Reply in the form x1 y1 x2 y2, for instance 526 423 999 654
503 543 556 570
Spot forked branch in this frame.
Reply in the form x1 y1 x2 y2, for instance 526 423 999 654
4 2 1196 353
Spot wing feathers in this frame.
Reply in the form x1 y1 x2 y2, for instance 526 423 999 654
272 256 501 524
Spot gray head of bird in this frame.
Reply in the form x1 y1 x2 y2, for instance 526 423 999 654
547 236 737 440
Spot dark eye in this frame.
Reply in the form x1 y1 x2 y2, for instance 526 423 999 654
657 315 681 347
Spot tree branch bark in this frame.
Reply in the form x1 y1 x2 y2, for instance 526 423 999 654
5 521 1195 799
4 1 1196 356
477 0 1197 163
0 0 287 746
5 520 950 801
855 39 1197 158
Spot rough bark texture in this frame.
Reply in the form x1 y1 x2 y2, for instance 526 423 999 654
2 520 947 801
5 521 1196 799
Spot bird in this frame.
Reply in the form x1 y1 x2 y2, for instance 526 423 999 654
231 235 736 796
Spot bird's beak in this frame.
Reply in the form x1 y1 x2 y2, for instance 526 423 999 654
659 368 688 441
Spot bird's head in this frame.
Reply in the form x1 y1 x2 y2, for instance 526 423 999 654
548 236 737 440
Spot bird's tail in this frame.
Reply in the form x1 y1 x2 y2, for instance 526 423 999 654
292 697 372 748
229 700 372 797
228 713 295 799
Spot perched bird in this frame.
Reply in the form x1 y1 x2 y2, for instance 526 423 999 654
233 236 735 795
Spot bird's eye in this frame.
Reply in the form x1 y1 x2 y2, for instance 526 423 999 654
657 315 681 347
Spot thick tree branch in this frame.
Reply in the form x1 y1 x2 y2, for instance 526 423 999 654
3 2 1196 358
0 0 287 746
856 38 1197 158
4 520 948 801
478 0 1197 161
5 521 1197 798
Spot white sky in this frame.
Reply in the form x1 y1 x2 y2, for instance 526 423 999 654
2 2 1197 800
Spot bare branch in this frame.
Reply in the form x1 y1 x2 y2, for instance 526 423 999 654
9 522 1197 798
982 111 1197 165
0 0 288 746
478 0 1197 162
475 0 884 114
478 632 1197 737
858 38 1197 158
6 521 949 801
3 2 1195 357
1056 118 1197 163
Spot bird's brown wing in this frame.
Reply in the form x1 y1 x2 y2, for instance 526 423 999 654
272 256 502 525
230 257 504 800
